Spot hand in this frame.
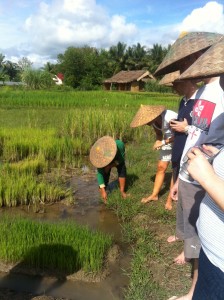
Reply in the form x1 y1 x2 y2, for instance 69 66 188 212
153 140 163 150
170 179 179 200
100 188 108 203
201 144 220 156
187 146 217 184
170 118 188 132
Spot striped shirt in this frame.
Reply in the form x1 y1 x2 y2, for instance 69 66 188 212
197 150 224 272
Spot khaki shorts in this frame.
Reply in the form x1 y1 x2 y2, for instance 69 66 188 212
176 179 205 259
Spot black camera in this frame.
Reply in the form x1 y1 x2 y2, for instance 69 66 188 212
180 145 213 181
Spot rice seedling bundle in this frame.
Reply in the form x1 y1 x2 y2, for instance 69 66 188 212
0 216 112 273
0 162 70 207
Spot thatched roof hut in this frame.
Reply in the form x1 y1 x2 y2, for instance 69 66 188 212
103 70 155 92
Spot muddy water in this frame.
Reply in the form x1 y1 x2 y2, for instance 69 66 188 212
0 171 130 299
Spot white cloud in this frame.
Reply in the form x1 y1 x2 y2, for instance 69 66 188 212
139 1 224 49
19 0 138 65
179 1 224 33
108 15 138 44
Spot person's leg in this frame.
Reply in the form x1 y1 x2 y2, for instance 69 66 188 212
141 160 169 203
173 184 205 297
167 180 190 264
165 174 174 210
117 163 128 198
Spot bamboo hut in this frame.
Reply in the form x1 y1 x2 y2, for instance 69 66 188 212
103 70 155 92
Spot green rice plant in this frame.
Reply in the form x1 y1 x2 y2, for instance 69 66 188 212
0 216 112 273
0 164 70 207
3 155 48 175
61 108 151 144
0 90 179 110
0 128 85 166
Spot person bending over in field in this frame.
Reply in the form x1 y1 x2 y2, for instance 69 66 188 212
89 136 128 203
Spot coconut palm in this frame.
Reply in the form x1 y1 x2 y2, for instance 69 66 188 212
149 43 170 73
108 42 128 74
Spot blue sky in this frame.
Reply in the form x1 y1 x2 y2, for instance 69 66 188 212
0 0 223 67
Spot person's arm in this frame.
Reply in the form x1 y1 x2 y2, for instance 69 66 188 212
170 177 179 200
97 168 108 201
152 125 164 150
153 127 174 149
99 187 107 201
187 145 224 211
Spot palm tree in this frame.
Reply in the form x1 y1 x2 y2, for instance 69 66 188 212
1 60 20 81
42 62 55 74
149 43 170 73
108 42 128 74
126 43 149 70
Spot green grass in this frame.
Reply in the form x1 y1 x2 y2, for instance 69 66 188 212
107 141 191 299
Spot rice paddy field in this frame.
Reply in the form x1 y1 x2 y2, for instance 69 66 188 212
0 88 192 299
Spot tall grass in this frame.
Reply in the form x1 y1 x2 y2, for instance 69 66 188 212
0 215 112 273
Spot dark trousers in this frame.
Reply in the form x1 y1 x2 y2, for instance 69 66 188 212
193 248 224 300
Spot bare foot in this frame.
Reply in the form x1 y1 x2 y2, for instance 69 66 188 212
167 235 179 243
174 251 187 265
165 202 172 210
121 192 130 199
141 195 158 203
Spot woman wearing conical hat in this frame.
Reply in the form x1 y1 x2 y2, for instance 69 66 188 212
130 104 177 208
89 136 129 203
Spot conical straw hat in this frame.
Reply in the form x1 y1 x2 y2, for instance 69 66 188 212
90 136 117 168
130 105 166 128
159 70 180 86
179 37 224 80
154 32 223 76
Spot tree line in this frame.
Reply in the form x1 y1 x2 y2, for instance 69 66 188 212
0 42 171 90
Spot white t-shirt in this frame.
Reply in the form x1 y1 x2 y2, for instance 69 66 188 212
197 149 224 272
179 78 224 183
153 109 177 150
